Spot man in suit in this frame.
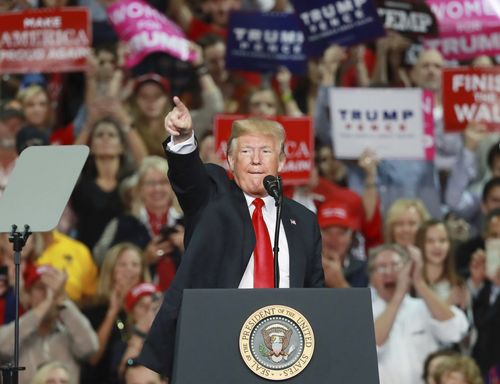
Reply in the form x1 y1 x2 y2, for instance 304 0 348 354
139 97 324 378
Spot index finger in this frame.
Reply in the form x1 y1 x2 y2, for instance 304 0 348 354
173 96 187 113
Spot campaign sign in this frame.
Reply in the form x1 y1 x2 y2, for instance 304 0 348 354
291 0 385 55
226 11 307 75
330 88 435 160
214 114 314 185
425 0 500 60
107 0 196 68
442 67 500 132
0 8 91 74
376 0 439 37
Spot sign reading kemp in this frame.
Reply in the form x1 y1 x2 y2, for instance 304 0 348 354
376 0 439 38
214 114 314 186
425 0 500 60
0 7 91 74
107 0 196 68
443 67 500 132
226 11 307 75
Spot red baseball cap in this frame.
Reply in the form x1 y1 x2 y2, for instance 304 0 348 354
23 263 54 290
134 73 170 95
317 201 360 231
124 283 161 313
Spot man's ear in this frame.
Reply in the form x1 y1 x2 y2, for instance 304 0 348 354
227 153 235 172
278 156 286 173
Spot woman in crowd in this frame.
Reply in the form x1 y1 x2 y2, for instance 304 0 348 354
31 362 74 384
385 198 430 248
17 85 52 133
71 117 134 250
433 355 484 384
81 243 150 384
416 220 469 311
94 156 183 290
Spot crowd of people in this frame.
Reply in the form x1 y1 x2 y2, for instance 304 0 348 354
0 0 499 383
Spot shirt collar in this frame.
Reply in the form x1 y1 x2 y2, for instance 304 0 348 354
243 193 275 212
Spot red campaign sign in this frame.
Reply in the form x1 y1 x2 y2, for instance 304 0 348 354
0 7 91 74
442 67 500 132
214 114 314 186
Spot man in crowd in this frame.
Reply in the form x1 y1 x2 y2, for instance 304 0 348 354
370 244 468 384
0 264 98 384
139 97 324 378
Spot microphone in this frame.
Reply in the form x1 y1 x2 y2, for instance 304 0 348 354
263 175 281 203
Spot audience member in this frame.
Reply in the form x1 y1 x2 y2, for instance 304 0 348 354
0 265 98 384
385 199 430 248
433 355 484 384
31 361 74 384
370 244 468 384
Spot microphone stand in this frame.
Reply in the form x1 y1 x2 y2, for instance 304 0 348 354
272 177 282 289
0 225 29 384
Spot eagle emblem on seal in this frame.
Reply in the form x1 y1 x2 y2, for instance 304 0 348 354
261 323 296 363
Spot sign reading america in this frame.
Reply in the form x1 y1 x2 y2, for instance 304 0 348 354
0 7 91 74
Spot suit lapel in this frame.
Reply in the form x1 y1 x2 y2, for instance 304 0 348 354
229 182 255 286
281 201 302 288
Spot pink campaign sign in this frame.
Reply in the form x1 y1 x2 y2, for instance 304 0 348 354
107 0 196 68
424 0 500 60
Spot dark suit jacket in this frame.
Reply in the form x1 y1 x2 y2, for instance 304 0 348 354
138 145 324 377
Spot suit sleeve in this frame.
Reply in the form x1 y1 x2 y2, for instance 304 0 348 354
307 219 325 288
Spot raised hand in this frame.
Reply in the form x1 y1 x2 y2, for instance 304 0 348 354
165 97 193 144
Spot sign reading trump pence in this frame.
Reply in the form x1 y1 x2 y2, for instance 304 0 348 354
291 0 385 55
330 88 435 160
214 115 314 186
442 67 500 132
0 7 91 74
226 11 307 75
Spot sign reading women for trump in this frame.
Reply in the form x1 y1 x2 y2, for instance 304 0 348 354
0 8 90 74
107 0 196 68
330 88 435 160
226 11 307 74
443 67 500 132
424 0 500 60
214 115 314 185
291 0 385 55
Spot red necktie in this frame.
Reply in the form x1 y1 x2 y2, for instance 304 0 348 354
252 198 274 288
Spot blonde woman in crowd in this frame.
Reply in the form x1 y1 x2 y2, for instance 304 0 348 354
81 243 150 384
433 355 484 384
17 85 52 133
385 198 430 248
31 362 74 384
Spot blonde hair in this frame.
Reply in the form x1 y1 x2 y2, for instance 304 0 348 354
31 361 74 384
132 156 181 216
17 85 52 128
227 119 286 159
384 199 430 243
433 355 483 384
96 243 150 302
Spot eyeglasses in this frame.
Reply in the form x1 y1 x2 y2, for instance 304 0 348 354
372 262 402 275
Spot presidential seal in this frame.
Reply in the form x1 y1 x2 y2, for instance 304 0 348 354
239 305 315 381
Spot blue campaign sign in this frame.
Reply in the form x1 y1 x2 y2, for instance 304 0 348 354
291 0 386 55
226 11 307 75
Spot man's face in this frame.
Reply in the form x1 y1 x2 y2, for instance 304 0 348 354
204 42 228 84
321 225 352 258
201 0 241 27
227 133 284 197
482 185 500 214
412 49 444 92
125 365 163 384
370 250 403 302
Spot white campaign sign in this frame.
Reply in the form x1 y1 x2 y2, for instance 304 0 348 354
330 88 426 159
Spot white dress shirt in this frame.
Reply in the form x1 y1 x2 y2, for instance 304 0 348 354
372 293 469 384
167 133 291 288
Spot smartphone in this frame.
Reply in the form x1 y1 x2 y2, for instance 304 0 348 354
485 238 500 279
